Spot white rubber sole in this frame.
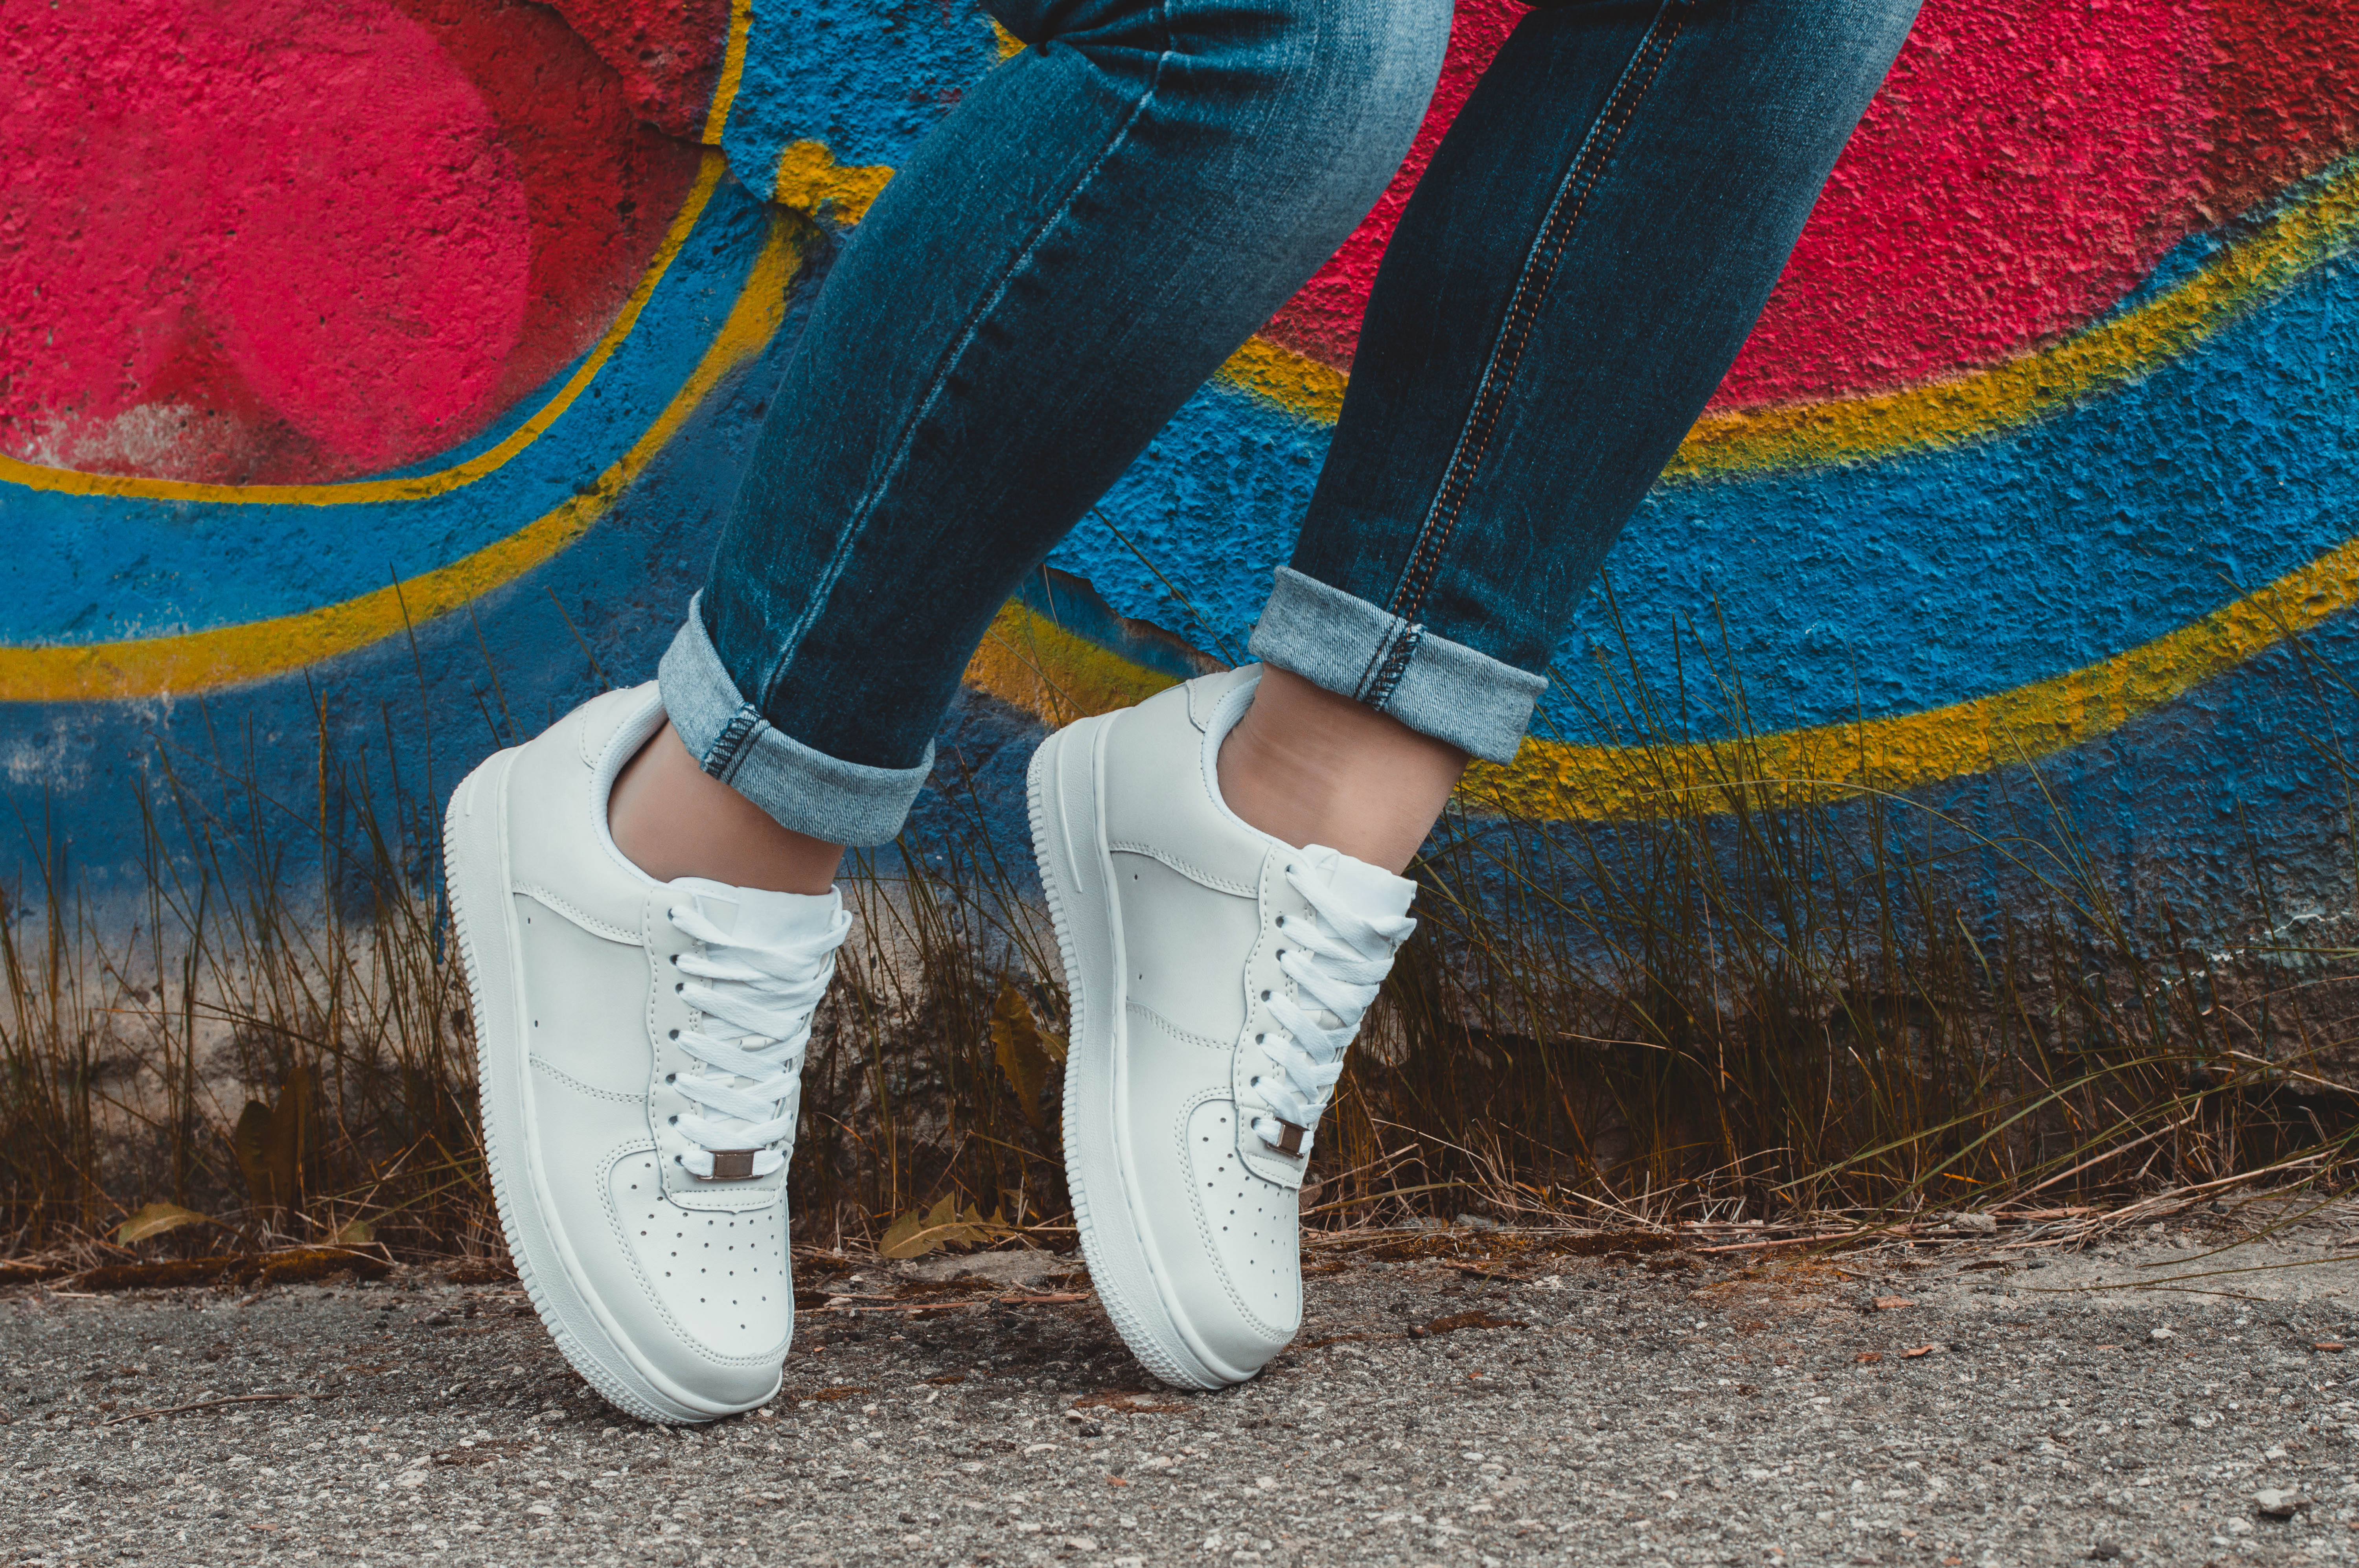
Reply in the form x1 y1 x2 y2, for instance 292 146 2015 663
443 752 775 1425
1028 720 1236 1391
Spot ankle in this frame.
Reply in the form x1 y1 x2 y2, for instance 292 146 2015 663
1214 667 1466 874
607 722 845 895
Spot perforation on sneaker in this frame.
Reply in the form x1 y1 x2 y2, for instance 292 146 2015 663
1184 1100 1298 1335
612 1153 788 1348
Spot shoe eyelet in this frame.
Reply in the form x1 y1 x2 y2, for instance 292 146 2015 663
665 1073 677 1084
668 1115 679 1125
1260 990 1271 1001
1255 1033 1265 1043
675 982 685 993
669 1029 680 1040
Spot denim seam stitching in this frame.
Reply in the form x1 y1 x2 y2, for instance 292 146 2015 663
1368 0 1687 706
703 704 766 781
1358 620 1423 708
1345 601 1415 704
748 20 1179 715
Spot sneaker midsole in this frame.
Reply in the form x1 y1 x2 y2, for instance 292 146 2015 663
445 752 762 1422
1033 718 1243 1390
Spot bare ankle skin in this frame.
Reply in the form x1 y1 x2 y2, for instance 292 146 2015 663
1215 666 1468 874
607 722 846 895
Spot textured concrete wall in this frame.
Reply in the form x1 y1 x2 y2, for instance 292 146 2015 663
5 0 2357 928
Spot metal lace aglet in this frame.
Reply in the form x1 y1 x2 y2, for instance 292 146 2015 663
1264 1120 1307 1158
704 1149 758 1180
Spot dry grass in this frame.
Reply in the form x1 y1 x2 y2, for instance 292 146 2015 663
4 649 2357 1269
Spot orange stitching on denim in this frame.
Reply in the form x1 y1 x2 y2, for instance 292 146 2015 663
1371 5 1687 704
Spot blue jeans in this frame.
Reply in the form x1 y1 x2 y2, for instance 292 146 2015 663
662 0 1919 846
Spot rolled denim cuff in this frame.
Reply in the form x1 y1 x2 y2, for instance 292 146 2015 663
657 595 934 847
1247 566 1545 765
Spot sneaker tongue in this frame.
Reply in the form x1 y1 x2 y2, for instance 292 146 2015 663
1297 844 1417 923
673 878 845 950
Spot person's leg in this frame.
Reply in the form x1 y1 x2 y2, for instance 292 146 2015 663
1031 0 1919 1396
1235 0 1922 860
454 0 1448 1421
614 0 1451 891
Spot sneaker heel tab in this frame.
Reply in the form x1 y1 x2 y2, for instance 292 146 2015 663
1185 664 1261 734
579 683 668 774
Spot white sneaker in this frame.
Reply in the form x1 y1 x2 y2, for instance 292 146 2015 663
442 683 849 1423
1028 665 1416 1388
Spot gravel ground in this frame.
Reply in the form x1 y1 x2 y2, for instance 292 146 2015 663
10 1205 2359 1567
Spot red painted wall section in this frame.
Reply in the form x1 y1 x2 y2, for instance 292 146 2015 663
1 0 701 486
1731 0 2211 403
394 0 707 428
12 0 2359 484
2197 0 2359 220
544 0 734 140
1261 0 2359 407
1255 0 1520 373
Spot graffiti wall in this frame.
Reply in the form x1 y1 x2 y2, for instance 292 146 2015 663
6 0 2358 928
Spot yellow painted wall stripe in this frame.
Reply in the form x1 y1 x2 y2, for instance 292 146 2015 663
960 599 1185 727
1217 336 1347 425
701 0 756 145
0 153 732 508
0 214 804 704
1671 158 2359 477
1215 158 2359 476
773 141 897 227
1465 531 2359 820
952 530 2359 822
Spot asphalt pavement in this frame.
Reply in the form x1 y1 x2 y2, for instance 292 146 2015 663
9 1203 2359 1566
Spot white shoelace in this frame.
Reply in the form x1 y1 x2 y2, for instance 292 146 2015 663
1247 851 1415 1157
665 898 849 1178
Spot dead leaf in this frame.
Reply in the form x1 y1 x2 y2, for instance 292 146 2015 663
2317 1342 2346 1353
800 1386 870 1404
1856 1351 1884 1365
1071 1390 1189 1415
0 1261 67 1284
75 1248 389 1292
1901 1344 1935 1359
231 1102 275 1212
328 1219 374 1247
990 983 1065 1127
444 1259 510 1285
259 1247 390 1285
878 1192 1014 1259
1873 1296 1916 1312
114 1202 217 1244
230 1064 311 1217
